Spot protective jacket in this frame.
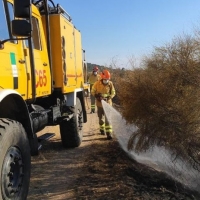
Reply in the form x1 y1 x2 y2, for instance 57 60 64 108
91 80 116 107
88 73 101 89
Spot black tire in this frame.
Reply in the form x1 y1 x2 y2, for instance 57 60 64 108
29 135 39 156
0 118 31 200
59 97 83 148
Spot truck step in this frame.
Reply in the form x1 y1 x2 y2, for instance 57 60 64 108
38 133 55 143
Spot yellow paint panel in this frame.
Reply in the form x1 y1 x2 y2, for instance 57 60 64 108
25 11 51 98
43 14 85 94
0 41 28 100
74 29 84 88
43 15 63 88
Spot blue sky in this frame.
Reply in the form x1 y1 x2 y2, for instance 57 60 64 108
54 0 200 68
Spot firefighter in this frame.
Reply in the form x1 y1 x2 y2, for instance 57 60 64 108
91 69 116 140
88 66 101 113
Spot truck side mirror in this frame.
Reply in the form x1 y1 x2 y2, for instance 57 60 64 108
14 0 31 18
12 20 32 37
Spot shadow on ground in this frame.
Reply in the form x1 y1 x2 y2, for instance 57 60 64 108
28 133 199 200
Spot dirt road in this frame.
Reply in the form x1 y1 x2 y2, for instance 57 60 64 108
27 104 199 200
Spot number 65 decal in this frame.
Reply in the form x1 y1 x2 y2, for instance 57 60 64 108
36 70 47 88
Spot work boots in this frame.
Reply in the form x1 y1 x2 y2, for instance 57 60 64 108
100 130 105 135
90 109 95 114
106 132 112 140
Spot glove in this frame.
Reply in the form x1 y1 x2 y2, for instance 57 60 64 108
107 96 111 100
98 96 103 101
95 93 103 101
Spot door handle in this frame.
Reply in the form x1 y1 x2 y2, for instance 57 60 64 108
19 59 25 64
43 62 47 66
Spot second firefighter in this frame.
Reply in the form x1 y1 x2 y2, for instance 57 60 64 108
88 66 101 113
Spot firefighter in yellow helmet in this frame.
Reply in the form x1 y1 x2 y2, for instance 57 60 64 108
88 66 101 113
91 69 116 140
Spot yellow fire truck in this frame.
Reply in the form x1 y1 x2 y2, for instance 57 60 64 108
0 0 89 199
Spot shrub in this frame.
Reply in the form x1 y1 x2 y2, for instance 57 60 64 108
117 35 200 168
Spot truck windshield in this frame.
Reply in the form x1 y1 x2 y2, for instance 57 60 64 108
0 1 9 40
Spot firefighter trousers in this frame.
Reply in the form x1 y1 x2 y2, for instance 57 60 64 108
90 94 96 112
97 106 112 134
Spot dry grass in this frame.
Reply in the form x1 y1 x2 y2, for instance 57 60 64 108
112 34 200 169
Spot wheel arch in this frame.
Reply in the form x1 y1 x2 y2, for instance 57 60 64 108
65 89 87 123
77 90 87 123
0 89 34 139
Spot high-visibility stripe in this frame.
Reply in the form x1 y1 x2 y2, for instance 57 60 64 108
100 124 105 131
10 52 18 89
91 105 95 109
105 125 112 133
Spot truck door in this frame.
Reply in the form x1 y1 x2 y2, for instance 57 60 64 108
0 1 28 99
24 13 51 98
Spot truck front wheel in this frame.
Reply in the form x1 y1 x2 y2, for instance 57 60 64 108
59 97 83 148
0 118 31 200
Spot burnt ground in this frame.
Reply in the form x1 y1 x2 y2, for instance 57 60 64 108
27 101 200 200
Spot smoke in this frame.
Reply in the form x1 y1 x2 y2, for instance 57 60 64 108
102 100 200 192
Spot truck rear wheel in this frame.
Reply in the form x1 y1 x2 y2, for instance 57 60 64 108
0 119 31 200
59 97 83 148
